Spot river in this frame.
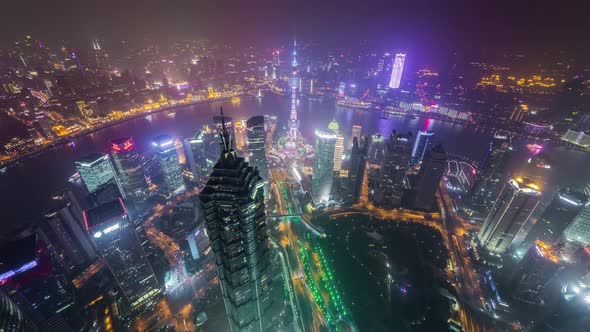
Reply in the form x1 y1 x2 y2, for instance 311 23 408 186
2 94 590 232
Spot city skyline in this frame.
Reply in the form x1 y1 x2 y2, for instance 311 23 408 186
1 5 590 331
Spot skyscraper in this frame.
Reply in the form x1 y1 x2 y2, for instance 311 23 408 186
313 129 337 202
75 153 124 196
39 202 97 273
470 132 513 213
510 240 561 305
478 177 542 254
199 109 273 331
328 120 344 172
348 137 368 204
351 124 362 148
411 130 434 164
152 135 185 196
84 199 160 310
110 137 148 198
184 131 209 182
246 116 269 184
287 40 300 145
522 188 587 249
412 144 447 210
233 120 248 153
381 130 412 207
388 53 406 89
563 201 590 246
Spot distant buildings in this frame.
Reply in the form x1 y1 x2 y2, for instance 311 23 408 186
75 153 124 196
522 188 587 249
110 137 148 198
411 130 434 164
312 129 337 202
381 130 412 207
351 124 362 148
152 134 185 196
412 144 446 210
199 111 273 331
388 53 406 89
84 199 160 310
478 177 541 254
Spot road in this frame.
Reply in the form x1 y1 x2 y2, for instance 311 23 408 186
438 184 493 332
269 167 328 332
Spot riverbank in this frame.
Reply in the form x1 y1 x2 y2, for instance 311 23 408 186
0 96 241 170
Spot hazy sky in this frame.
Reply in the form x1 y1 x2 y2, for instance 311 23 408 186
0 0 588 56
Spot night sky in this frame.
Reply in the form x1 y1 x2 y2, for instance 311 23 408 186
0 0 588 58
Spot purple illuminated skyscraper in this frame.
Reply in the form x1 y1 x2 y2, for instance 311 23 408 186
388 53 406 89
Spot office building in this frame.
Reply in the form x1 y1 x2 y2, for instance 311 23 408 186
84 199 160 310
153 135 186 196
411 130 434 164
471 132 513 213
312 129 337 202
199 111 273 331
388 53 406 89
328 120 344 172
563 201 590 246
348 137 368 204
381 130 412 207
412 144 446 210
110 137 148 198
511 240 561 304
233 120 248 153
0 290 39 332
75 153 124 196
0 232 75 331
287 40 301 145
246 116 269 183
351 124 362 148
39 202 97 273
184 131 209 182
478 177 542 254
522 189 587 249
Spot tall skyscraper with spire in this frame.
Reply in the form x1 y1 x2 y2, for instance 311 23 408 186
199 108 273 331
287 40 300 146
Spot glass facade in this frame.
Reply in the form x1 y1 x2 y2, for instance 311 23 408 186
84 199 160 309
479 178 541 254
110 137 148 198
152 135 185 196
312 130 337 202
75 153 124 196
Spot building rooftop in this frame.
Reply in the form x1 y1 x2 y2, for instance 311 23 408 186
75 152 108 166
83 198 127 230
512 177 542 193
534 240 560 263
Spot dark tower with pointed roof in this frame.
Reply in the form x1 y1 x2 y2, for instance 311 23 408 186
199 108 273 331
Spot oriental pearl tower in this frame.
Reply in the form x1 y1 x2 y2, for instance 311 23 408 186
287 39 300 147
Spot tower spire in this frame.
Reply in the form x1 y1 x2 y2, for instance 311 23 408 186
218 107 234 157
